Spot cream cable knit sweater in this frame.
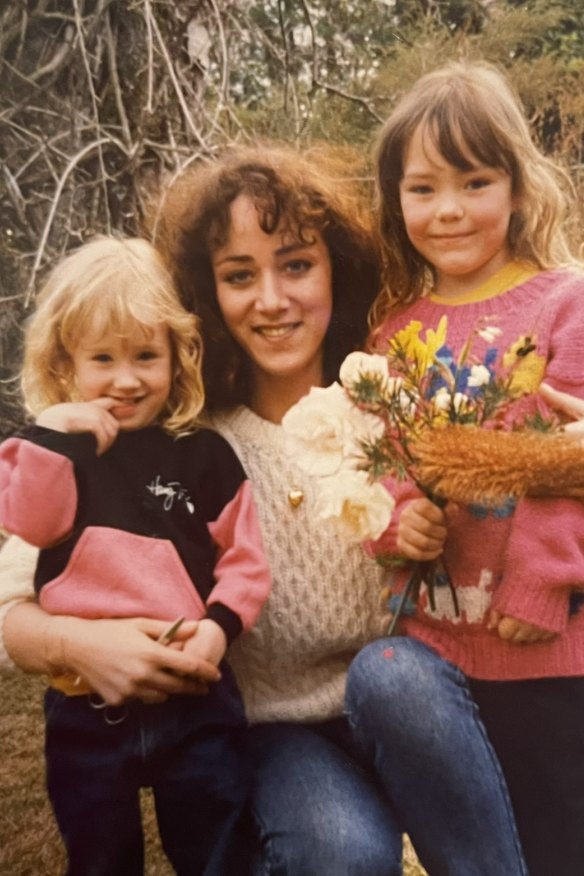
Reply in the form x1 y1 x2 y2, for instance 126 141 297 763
0 406 386 722
213 407 386 723
0 535 37 667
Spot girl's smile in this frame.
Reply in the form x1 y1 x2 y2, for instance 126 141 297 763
71 322 172 430
399 125 515 298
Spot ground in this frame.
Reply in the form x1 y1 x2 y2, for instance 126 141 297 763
0 670 427 875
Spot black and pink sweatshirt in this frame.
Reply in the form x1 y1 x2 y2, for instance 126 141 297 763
0 425 271 643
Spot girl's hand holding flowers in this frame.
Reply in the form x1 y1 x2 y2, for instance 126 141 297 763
397 497 447 562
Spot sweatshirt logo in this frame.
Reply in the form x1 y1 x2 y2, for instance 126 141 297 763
146 476 195 513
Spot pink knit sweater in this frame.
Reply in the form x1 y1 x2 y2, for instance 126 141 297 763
370 265 584 681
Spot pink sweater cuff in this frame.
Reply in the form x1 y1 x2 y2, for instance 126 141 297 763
492 579 570 633
365 480 422 559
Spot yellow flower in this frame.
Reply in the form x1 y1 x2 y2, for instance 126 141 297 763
508 353 545 395
390 315 448 376
503 335 546 396
426 314 448 355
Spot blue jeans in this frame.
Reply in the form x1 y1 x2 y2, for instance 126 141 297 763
345 638 528 876
246 719 402 875
45 667 249 876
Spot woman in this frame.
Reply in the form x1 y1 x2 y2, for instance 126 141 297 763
0 144 525 875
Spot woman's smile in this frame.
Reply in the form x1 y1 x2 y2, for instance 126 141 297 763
212 194 333 394
253 321 302 340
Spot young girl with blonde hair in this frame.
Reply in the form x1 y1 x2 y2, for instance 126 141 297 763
346 59 584 876
0 236 271 875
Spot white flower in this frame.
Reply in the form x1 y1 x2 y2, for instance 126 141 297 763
467 364 491 388
432 387 452 412
393 385 417 418
316 470 395 542
452 392 470 413
476 325 502 344
282 383 384 476
388 376 405 395
340 352 389 391
432 388 471 415
340 352 407 407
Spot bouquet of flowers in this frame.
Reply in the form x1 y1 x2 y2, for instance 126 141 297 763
283 317 584 630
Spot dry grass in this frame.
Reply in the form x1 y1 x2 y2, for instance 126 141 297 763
0 672 172 876
0 671 426 875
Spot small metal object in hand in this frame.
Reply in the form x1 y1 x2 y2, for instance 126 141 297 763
156 616 186 646
89 617 187 724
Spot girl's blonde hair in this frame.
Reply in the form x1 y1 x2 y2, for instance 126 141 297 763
22 236 204 435
372 59 579 323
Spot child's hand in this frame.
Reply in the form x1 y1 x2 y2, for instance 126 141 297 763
488 610 557 644
539 383 584 439
182 618 227 670
36 399 120 455
397 497 447 561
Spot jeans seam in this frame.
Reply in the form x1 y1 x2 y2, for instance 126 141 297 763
469 704 529 875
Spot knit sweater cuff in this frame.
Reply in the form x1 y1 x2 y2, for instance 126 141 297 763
0 537 38 604
0 597 32 670
206 602 243 644
365 481 421 559
491 579 570 633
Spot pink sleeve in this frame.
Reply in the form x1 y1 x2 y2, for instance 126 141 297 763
494 496 584 632
542 276 584 394
365 479 423 559
207 480 271 633
493 278 584 631
0 438 77 547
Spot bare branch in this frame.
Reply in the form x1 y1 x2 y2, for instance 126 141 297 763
24 137 112 305
30 24 75 82
143 0 155 114
317 82 384 125
72 0 112 231
104 9 132 148
146 3 206 147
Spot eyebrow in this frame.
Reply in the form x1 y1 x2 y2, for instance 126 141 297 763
401 171 434 180
214 240 315 268
402 161 491 182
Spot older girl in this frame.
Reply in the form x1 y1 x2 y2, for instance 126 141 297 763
346 60 584 876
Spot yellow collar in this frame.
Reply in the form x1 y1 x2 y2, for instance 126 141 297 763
429 262 540 306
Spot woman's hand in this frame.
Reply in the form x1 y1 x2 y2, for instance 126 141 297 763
4 603 221 706
59 616 223 705
396 497 447 561
539 383 584 437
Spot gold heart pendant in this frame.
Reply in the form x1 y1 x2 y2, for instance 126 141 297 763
288 489 304 508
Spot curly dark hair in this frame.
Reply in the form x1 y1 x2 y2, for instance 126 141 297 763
149 143 380 411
